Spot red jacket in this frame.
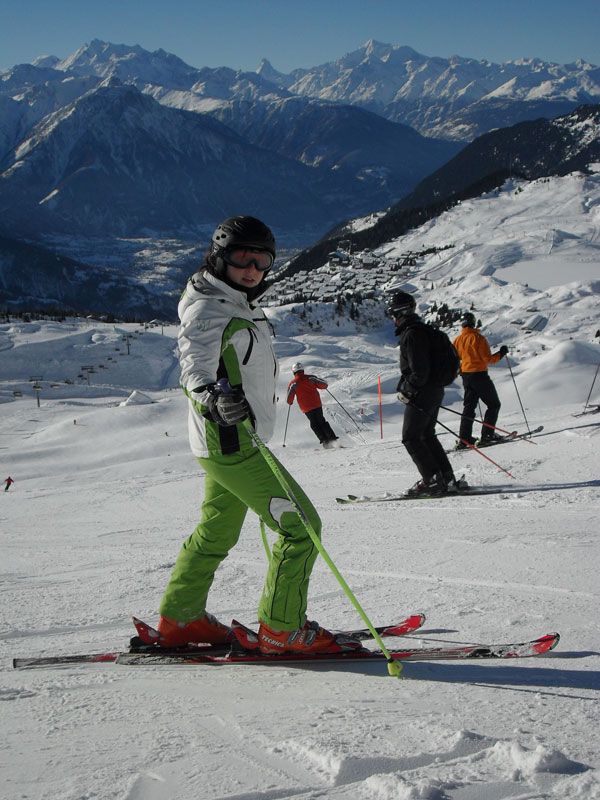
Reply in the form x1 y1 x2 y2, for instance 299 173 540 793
287 372 328 413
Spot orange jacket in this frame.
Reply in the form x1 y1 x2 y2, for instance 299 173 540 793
287 372 327 413
453 327 503 373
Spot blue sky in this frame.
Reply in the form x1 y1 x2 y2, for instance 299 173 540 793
2 0 599 72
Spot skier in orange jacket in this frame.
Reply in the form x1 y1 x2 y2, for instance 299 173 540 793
286 363 339 448
453 313 508 448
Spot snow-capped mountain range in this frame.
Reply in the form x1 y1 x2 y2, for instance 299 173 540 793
0 40 461 246
0 38 599 316
260 40 600 140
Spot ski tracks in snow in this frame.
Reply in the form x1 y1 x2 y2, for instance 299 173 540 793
110 689 596 800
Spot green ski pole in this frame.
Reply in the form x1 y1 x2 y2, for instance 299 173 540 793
242 419 402 678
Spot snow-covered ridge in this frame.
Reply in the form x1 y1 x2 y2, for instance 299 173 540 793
268 171 600 352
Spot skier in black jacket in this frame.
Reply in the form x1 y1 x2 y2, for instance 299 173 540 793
389 291 463 496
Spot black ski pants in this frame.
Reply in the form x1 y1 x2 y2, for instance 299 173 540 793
402 386 453 483
459 371 501 441
305 407 337 444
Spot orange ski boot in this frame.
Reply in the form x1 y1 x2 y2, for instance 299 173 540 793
156 612 231 647
258 619 362 655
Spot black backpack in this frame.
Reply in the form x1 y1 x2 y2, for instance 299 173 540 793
427 325 460 386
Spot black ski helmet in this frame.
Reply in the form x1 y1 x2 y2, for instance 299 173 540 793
211 216 275 262
207 216 276 298
386 290 416 318
461 311 476 327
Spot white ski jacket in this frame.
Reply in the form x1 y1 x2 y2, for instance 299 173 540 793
178 270 278 457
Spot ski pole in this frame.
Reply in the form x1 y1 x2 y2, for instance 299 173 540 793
408 401 516 479
582 362 600 414
325 389 367 443
325 389 362 432
282 404 291 447
241 418 402 678
378 375 384 439
504 354 532 436
439 404 536 444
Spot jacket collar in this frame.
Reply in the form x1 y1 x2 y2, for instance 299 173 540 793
191 269 255 308
394 312 421 336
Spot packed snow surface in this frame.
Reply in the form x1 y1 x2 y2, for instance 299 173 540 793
1 169 599 797
1 307 599 799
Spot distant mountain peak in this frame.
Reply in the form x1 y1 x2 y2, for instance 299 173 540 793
256 58 283 82
361 40 422 61
32 54 60 69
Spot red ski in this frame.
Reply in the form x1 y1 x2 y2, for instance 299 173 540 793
114 632 560 667
13 631 560 670
12 612 426 669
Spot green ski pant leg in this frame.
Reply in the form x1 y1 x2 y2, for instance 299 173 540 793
159 473 248 622
201 449 322 631
160 446 321 630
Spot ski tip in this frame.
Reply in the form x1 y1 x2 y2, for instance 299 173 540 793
381 613 426 636
534 632 560 654
132 616 161 643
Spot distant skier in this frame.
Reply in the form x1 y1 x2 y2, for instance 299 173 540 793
286 363 339 448
453 312 508 448
4 476 14 492
389 291 463 496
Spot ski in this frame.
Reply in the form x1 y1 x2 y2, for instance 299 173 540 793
573 405 600 417
476 425 543 447
446 425 544 453
12 613 426 670
339 613 425 640
114 631 560 667
337 486 515 504
12 651 123 669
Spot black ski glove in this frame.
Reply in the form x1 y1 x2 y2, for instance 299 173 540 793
499 345 509 357
397 378 417 404
201 383 251 427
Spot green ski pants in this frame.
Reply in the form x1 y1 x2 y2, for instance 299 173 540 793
159 447 321 630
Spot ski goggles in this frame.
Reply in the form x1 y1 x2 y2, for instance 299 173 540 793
223 248 274 271
386 304 413 318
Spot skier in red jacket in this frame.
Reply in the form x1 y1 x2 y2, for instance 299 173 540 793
4 476 14 492
286 363 339 448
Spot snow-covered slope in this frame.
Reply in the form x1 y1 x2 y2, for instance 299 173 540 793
375 170 600 343
268 169 600 355
1 301 599 798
